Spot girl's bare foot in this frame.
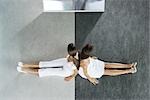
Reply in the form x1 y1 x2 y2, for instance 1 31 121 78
131 62 137 73
17 66 27 73
18 62 23 67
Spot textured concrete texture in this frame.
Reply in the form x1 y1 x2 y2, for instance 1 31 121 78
0 0 75 100
75 0 149 100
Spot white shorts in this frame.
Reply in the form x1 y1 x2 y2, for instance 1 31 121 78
39 58 67 68
38 68 72 77
38 58 75 77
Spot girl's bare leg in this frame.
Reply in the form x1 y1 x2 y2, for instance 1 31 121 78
22 64 39 68
105 63 134 69
21 67 39 76
103 69 133 76
18 62 39 68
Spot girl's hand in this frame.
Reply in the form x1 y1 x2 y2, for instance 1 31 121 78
64 76 73 81
92 56 97 59
88 78 99 85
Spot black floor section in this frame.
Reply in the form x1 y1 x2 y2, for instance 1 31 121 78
75 0 149 100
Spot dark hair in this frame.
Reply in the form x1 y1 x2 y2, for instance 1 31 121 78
67 43 80 70
67 43 77 57
80 44 93 60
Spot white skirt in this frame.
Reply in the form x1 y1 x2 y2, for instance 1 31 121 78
78 58 105 79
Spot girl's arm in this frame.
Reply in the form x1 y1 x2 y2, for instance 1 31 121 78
65 54 70 58
64 61 78 81
82 65 99 85
71 69 78 77
90 56 97 59
64 69 78 81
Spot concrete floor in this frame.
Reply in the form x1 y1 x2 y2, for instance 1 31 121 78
75 0 149 100
0 0 75 100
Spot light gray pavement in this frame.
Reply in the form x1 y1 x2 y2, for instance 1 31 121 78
0 0 75 100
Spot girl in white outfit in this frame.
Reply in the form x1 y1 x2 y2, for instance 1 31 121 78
78 44 137 85
17 43 79 81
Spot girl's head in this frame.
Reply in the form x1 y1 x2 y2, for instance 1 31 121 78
67 43 80 69
80 44 93 60
67 43 77 57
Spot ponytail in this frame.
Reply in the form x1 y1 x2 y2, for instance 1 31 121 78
67 43 76 57
67 43 80 70
80 44 93 60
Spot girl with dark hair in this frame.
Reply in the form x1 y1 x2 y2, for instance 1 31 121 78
17 43 79 81
78 44 137 85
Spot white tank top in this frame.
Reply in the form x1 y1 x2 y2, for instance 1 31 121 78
78 57 105 79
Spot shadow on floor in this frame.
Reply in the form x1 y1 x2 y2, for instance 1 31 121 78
75 12 102 49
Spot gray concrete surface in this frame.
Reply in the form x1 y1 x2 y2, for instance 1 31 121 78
0 0 75 100
75 0 149 100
